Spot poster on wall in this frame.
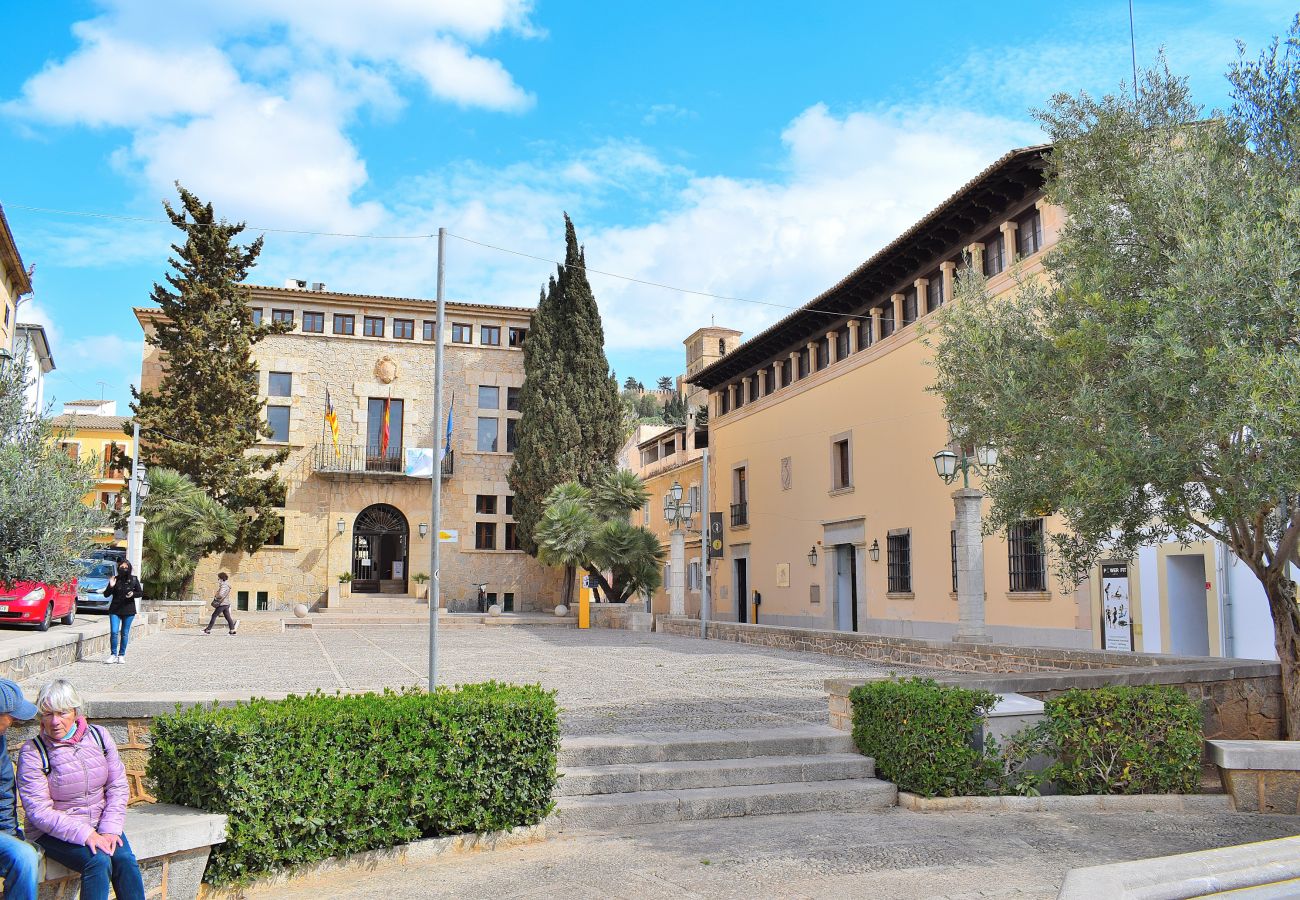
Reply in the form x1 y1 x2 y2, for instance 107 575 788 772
1101 562 1134 651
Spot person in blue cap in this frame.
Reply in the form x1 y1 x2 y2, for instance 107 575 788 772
0 679 40 899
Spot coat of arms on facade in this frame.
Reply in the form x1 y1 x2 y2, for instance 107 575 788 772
374 357 399 384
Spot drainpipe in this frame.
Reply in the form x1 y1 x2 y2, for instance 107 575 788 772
1217 540 1234 658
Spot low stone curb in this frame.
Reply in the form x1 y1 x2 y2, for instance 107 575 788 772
897 792 1233 813
199 823 547 898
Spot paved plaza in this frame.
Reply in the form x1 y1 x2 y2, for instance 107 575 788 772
23 623 943 735
251 808 1300 900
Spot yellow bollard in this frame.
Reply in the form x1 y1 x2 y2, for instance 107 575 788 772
578 583 591 629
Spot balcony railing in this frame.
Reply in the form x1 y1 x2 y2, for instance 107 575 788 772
312 444 453 479
730 501 748 527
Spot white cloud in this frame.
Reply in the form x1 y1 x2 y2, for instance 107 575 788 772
404 38 533 111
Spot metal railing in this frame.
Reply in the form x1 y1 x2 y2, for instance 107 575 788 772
311 444 453 478
730 501 748 527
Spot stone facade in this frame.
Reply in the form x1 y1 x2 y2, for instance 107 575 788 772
136 286 563 613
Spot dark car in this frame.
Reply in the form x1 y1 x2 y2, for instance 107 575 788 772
86 547 127 564
76 559 116 613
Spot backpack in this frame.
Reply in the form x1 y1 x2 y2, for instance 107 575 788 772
32 726 108 776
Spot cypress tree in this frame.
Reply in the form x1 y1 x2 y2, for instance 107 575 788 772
510 214 622 557
132 185 289 554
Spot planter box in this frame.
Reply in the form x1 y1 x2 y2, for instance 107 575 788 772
1208 739 1300 814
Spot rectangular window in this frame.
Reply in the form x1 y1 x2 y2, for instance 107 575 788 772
365 398 404 459
984 233 1006 277
503 592 515 610
779 358 792 387
452 323 472 343
476 417 499 452
858 318 873 350
882 305 897 337
951 529 959 594
266 406 290 443
265 517 285 546
642 501 650 525
836 329 850 360
475 522 496 550
480 325 501 346
887 531 912 593
926 276 944 313
251 308 263 327
302 311 325 333
504 524 519 551
719 389 730 415
271 309 295 328
363 316 384 337
267 371 292 397
236 590 249 612
731 466 748 526
506 417 518 453
903 289 918 325
478 386 500 409
506 387 521 411
256 590 270 611
333 314 355 335
476 494 497 515
832 438 851 490
1017 210 1044 258
423 320 436 341
102 442 123 479
393 318 414 340
99 491 120 511
797 348 810 378
509 327 528 347
1009 518 1048 592
505 495 515 516
59 442 79 461
817 336 830 370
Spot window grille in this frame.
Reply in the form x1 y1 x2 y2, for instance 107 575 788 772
950 529 958 593
1008 518 1047 592
887 531 912 593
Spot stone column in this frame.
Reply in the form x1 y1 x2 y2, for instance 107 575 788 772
669 528 686 616
788 352 799 383
1000 221 1018 264
727 383 737 411
940 261 957 304
967 242 985 274
891 293 905 327
126 514 146 580
827 330 840 363
869 309 882 344
847 319 861 352
952 488 991 643
807 341 819 371
914 278 929 315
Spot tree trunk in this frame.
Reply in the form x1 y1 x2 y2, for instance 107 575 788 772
1266 575 1300 739
562 564 575 609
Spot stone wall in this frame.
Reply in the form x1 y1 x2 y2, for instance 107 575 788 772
589 602 653 632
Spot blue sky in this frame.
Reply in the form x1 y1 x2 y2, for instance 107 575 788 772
1 1 1295 413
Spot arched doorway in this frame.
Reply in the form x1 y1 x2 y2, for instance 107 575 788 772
351 504 409 594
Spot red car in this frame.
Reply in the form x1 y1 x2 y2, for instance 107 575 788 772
0 581 77 631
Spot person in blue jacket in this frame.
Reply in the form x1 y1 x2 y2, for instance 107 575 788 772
0 679 40 899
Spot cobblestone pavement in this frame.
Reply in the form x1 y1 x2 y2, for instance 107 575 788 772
252 808 1300 899
24 625 943 734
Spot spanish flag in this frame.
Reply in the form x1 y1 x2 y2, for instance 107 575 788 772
324 389 340 457
380 397 391 456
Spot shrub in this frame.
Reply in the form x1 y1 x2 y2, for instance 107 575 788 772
850 677 1000 797
148 683 559 886
1043 685 1202 795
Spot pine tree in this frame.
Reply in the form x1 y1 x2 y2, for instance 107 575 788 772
510 214 622 558
132 185 289 554
656 376 673 391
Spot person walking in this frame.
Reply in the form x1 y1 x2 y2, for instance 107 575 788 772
100 560 141 665
16 680 145 900
203 573 238 635
0 681 40 900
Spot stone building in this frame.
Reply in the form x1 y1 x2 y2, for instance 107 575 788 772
135 283 563 612
0 202 33 360
51 399 135 547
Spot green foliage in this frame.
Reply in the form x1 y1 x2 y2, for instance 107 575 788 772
850 678 1000 798
0 360 105 589
132 184 290 555
509 215 623 556
928 21 1300 735
663 392 687 426
1043 686 1202 795
148 684 559 886
140 467 237 599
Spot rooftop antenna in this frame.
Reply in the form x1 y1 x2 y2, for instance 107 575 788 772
1128 0 1139 107
97 381 108 403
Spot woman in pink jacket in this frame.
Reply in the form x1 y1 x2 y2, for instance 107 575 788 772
16 680 144 900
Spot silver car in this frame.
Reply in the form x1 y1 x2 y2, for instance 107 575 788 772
76 559 116 613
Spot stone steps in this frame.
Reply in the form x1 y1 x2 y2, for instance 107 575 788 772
553 726 896 829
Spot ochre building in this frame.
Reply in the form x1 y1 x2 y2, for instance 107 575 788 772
136 283 562 612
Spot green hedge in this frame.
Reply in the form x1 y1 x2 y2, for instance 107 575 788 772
148 683 559 886
1043 685 1202 795
850 677 1000 797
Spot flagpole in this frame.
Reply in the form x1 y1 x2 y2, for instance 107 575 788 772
429 227 446 689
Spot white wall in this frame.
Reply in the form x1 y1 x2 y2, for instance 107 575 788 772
1223 552 1290 662
1137 545 1162 653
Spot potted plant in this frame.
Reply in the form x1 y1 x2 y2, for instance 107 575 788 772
338 572 353 598
412 572 430 600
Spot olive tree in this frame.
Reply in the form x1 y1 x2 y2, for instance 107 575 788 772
930 22 1300 736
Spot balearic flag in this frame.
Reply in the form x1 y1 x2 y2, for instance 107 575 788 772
324 389 340 457
381 397 391 456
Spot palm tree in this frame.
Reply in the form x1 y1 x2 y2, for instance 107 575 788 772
140 468 237 599
534 484 597 608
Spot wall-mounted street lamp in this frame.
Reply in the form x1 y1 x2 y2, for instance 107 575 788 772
807 545 818 567
933 442 998 643
868 539 880 562
419 522 429 538
337 518 346 535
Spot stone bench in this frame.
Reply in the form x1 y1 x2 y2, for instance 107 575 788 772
38 803 226 900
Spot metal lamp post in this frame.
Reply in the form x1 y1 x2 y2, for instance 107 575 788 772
933 444 998 643
663 480 694 617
